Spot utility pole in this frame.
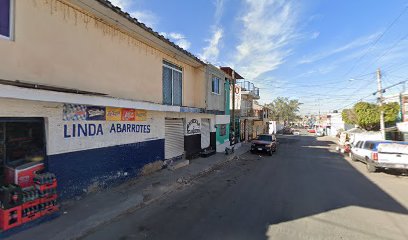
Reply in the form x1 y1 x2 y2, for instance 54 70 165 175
377 68 385 140
231 70 236 145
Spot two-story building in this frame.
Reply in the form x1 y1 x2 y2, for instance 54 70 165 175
0 0 222 198
236 80 260 142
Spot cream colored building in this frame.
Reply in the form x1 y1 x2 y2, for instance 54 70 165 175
0 0 218 198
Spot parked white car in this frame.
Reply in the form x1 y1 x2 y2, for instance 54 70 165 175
349 140 408 172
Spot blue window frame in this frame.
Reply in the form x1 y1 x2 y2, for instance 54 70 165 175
0 0 12 39
212 76 220 94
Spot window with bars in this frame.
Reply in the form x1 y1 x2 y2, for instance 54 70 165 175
163 60 183 106
212 76 220 94
0 0 12 39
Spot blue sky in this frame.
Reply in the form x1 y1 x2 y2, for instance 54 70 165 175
110 0 408 115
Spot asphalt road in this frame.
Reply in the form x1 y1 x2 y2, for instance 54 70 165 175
81 134 408 240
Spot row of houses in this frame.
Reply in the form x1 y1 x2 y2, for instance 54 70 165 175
0 0 268 199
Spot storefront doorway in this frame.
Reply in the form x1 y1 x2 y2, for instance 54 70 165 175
0 118 46 185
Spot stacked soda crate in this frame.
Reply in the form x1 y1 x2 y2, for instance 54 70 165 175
34 173 59 216
21 187 41 224
0 184 23 231
0 173 59 231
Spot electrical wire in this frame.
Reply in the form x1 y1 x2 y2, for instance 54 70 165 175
342 5 408 78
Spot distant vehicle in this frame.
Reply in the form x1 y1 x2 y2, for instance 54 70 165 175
307 129 316 133
293 130 300 135
250 134 277 156
350 140 408 172
316 131 324 137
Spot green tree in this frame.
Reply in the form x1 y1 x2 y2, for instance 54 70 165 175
266 97 302 124
382 102 400 123
341 109 356 125
341 101 400 131
354 102 380 131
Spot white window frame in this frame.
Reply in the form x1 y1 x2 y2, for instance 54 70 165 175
212 76 220 95
0 0 14 41
163 60 183 106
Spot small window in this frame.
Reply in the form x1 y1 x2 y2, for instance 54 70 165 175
212 76 220 94
162 60 183 106
0 0 12 39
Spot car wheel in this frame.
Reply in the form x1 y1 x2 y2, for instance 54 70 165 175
349 153 357 162
366 159 377 173
250 150 255 154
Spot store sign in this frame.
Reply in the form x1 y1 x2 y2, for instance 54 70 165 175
106 107 122 121
135 110 147 121
63 123 151 139
63 104 87 121
63 104 147 122
230 85 241 110
121 109 136 121
186 119 201 135
86 106 106 121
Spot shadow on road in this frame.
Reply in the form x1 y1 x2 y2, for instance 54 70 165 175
262 135 408 236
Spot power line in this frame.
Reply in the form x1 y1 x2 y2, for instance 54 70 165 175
342 6 408 78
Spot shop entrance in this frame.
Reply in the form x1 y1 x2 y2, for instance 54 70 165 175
0 118 46 185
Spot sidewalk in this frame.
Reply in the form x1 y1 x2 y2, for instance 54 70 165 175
5 144 250 240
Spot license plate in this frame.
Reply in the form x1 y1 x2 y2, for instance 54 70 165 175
258 148 263 151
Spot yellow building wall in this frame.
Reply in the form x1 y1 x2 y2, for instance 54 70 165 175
0 0 204 108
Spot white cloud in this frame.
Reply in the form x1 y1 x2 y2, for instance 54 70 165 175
214 0 225 26
233 0 298 79
200 28 224 63
130 10 158 28
108 1 158 28
199 0 225 63
108 0 131 9
160 32 191 50
298 33 380 64
311 32 320 39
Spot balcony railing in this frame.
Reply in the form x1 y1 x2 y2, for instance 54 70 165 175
237 80 260 98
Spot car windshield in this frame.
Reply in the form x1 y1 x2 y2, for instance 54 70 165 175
257 135 272 141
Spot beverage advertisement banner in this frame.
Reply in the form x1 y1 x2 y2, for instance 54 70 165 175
63 104 87 121
86 106 106 121
135 110 147 121
106 107 122 121
121 109 136 121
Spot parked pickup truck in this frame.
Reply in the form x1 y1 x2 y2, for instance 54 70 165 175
350 140 408 173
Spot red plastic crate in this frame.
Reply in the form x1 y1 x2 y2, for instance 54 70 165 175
22 199 40 209
41 205 59 216
35 181 57 192
40 194 57 204
0 206 22 231
21 211 42 224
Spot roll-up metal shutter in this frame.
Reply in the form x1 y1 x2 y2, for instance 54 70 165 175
165 119 184 159
201 119 210 149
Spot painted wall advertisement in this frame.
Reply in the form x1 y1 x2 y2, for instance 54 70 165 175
230 85 241 110
63 104 150 139
186 117 201 135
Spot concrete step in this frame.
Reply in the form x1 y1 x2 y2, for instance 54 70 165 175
168 159 190 171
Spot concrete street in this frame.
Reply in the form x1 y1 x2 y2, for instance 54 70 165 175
81 134 408 240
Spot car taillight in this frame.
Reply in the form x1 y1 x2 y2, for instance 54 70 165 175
372 152 378 161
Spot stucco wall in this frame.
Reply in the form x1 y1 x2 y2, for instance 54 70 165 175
0 98 164 155
206 65 226 111
0 98 166 198
0 0 204 107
